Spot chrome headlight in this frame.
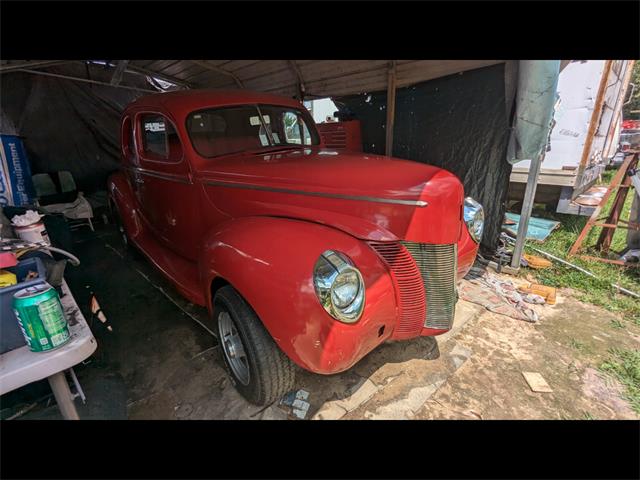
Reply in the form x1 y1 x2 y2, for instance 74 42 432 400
313 250 365 323
463 197 484 243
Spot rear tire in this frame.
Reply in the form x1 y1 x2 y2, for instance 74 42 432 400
214 285 295 406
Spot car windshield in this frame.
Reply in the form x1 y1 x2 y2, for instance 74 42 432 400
186 104 320 158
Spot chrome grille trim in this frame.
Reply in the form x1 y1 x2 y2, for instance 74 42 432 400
369 242 426 339
401 242 458 330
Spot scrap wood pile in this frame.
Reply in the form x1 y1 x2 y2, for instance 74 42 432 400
462 216 562 323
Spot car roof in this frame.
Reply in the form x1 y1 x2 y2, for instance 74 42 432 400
127 89 305 117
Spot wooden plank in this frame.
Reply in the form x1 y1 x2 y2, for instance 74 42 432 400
594 222 640 230
510 168 576 187
575 60 613 188
602 60 636 157
396 60 503 88
569 153 638 256
596 167 633 252
522 372 553 393
579 255 639 268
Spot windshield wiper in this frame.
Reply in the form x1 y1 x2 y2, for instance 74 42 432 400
251 145 305 155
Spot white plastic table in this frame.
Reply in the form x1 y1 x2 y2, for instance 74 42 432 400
0 279 97 419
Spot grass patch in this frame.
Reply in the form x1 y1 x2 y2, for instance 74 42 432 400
600 348 640 414
610 319 625 329
569 338 588 352
515 167 640 324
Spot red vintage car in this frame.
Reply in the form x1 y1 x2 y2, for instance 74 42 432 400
108 89 483 405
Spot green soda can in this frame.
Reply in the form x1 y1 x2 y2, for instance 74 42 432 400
13 283 70 352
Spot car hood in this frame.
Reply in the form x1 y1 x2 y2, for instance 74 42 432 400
197 147 464 243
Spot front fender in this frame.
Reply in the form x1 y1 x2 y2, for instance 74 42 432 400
199 216 398 374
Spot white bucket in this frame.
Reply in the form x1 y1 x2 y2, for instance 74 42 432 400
14 221 51 245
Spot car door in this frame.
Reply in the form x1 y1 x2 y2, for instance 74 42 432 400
135 111 200 259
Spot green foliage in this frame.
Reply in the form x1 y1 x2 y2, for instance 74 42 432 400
600 348 640 413
523 169 640 325
623 61 640 119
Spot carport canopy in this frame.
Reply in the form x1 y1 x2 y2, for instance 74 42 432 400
0 59 506 97
0 59 564 254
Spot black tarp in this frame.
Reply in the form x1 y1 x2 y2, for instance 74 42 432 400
0 64 147 195
1 62 513 252
333 64 514 251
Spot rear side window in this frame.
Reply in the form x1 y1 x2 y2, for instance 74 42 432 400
121 116 136 164
139 114 183 162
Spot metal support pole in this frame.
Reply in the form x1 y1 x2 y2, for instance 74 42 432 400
15 69 158 93
385 61 397 157
48 371 80 420
110 60 130 86
510 152 544 268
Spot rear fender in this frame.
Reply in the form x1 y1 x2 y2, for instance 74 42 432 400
199 216 398 374
108 171 142 240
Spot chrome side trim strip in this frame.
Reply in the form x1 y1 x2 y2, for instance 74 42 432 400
202 180 428 207
126 166 192 184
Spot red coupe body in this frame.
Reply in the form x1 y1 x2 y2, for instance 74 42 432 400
108 89 479 375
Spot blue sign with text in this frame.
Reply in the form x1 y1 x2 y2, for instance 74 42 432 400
0 135 36 206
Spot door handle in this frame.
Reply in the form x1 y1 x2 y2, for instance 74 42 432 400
135 177 145 184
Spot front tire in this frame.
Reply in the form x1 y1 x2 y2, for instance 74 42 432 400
214 286 295 405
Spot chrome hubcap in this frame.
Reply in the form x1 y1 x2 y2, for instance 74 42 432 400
218 311 250 385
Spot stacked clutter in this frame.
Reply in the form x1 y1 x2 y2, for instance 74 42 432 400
460 266 549 323
1 206 80 354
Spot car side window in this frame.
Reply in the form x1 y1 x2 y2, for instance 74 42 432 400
139 114 183 162
282 111 312 145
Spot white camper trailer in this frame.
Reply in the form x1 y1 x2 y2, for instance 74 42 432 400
509 60 636 215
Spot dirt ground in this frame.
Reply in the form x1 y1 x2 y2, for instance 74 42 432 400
413 289 640 420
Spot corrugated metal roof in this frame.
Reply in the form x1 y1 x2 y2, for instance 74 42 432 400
1 60 506 98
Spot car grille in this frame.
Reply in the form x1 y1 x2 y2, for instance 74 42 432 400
370 242 457 335
368 242 426 339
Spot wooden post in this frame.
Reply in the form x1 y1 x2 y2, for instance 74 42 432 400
602 61 635 159
574 60 613 193
385 61 397 157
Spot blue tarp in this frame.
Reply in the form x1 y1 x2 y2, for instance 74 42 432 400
503 212 560 242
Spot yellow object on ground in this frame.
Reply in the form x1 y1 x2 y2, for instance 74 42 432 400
518 282 557 305
0 269 17 287
523 253 553 269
